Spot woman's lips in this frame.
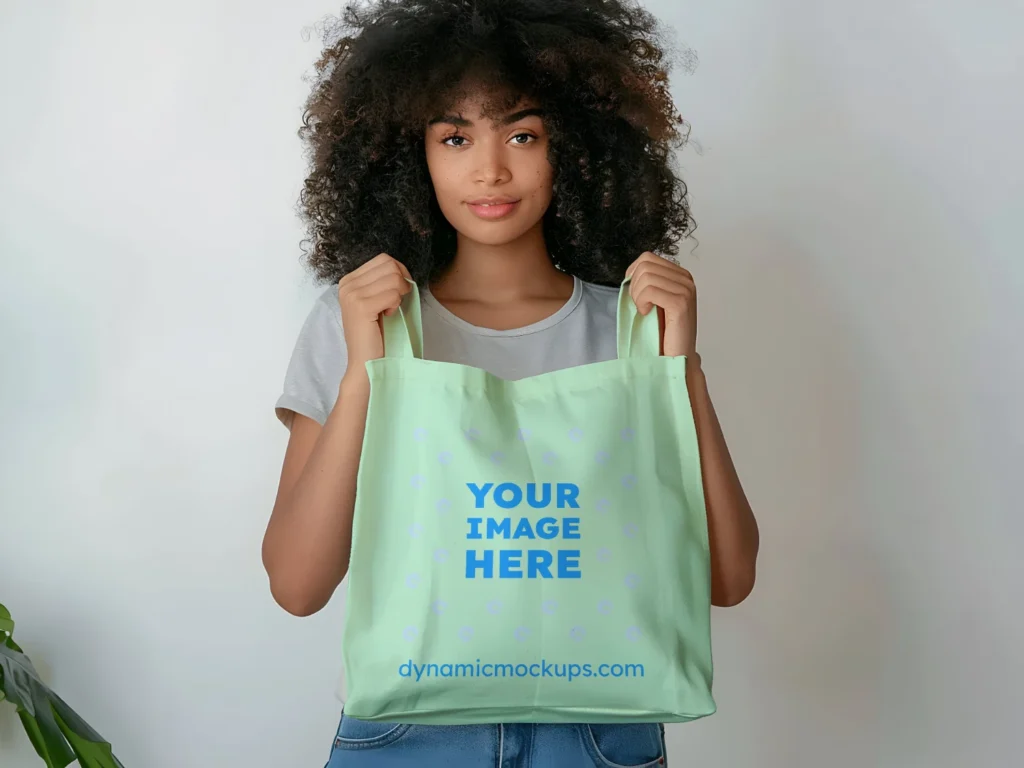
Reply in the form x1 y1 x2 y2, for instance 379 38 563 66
466 200 521 219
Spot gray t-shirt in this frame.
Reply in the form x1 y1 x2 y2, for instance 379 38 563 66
274 275 620 428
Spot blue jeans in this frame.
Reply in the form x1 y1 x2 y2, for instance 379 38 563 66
324 711 667 767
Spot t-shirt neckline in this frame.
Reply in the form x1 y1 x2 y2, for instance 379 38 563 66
421 275 583 337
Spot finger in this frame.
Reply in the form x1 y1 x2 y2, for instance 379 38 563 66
630 258 694 288
345 263 413 297
627 254 693 288
382 274 413 315
648 253 692 281
357 286 406 319
339 253 390 284
340 253 408 289
631 272 691 309
344 257 403 290
630 266 694 308
633 285 691 317
625 250 659 279
387 257 412 281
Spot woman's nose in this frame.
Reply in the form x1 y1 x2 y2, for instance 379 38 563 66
475 140 511 184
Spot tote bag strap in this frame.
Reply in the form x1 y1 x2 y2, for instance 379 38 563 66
616 275 661 360
380 277 424 360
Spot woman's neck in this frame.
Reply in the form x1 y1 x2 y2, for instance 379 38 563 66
431 223 572 303
428 222 576 330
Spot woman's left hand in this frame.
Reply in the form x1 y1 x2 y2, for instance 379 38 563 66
625 251 697 358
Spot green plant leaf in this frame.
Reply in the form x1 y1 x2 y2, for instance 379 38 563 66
0 602 14 638
0 633 125 768
1 603 16 705
55 707 123 768
19 708 63 768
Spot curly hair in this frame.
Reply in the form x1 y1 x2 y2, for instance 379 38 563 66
297 0 695 288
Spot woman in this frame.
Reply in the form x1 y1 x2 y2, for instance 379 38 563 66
264 1 759 764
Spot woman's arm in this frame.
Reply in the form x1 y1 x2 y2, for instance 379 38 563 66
686 354 759 606
262 376 370 617
625 251 759 607
263 254 412 617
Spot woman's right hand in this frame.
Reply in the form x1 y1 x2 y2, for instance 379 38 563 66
337 253 413 385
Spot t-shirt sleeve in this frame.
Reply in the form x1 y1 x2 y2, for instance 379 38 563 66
274 285 348 429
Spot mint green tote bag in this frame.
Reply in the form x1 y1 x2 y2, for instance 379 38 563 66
340 276 715 724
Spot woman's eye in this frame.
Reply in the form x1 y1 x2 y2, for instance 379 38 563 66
442 133 535 147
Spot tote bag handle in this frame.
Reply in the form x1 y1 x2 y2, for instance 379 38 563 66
616 275 662 360
381 277 424 360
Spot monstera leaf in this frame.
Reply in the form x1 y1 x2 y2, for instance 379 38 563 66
0 603 125 768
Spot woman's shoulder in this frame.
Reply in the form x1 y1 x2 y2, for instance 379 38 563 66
292 282 344 340
312 281 343 319
274 282 346 428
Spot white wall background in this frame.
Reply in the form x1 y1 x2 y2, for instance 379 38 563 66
1 1 1020 766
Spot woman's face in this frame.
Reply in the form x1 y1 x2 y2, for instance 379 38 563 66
424 88 554 247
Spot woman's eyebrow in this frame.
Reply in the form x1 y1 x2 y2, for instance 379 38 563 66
427 107 545 127
499 107 545 125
